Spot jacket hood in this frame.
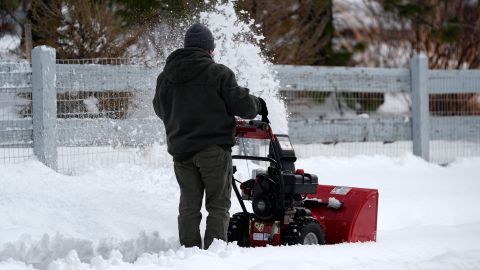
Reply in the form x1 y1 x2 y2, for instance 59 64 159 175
163 47 214 83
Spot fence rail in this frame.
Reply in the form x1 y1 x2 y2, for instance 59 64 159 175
56 64 158 92
428 70 480 94
1 46 480 172
57 118 163 147
288 116 480 144
274 65 411 93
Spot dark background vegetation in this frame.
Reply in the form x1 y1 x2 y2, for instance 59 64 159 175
0 0 480 68
1 0 480 116
1 0 478 68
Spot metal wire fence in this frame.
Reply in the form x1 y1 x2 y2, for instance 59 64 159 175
56 58 133 65
55 58 165 174
0 61 34 164
1 56 480 173
429 93 480 164
275 64 414 160
281 90 413 159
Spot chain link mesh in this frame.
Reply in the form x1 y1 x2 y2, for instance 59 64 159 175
277 65 413 159
0 61 34 164
55 58 165 174
1 59 479 171
429 93 480 164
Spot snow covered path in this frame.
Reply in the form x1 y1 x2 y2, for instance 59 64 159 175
2 224 479 270
0 155 479 269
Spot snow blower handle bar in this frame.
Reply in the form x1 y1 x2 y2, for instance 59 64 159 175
261 114 270 124
248 120 270 130
231 155 279 169
258 97 270 123
235 119 273 140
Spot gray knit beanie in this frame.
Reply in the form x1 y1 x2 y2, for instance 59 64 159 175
184 23 215 51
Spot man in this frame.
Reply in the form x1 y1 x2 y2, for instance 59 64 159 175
152 23 268 249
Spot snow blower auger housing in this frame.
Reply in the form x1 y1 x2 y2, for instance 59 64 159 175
228 120 378 247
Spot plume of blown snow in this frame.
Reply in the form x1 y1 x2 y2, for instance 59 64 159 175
200 1 289 134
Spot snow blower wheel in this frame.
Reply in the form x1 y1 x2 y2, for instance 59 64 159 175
227 212 250 247
284 217 326 245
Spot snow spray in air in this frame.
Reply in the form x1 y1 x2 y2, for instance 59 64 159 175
143 1 288 132
200 1 288 134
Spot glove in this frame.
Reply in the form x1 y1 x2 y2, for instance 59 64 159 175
258 97 270 123
258 97 268 117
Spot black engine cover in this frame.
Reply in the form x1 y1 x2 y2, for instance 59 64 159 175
251 174 281 220
282 173 318 194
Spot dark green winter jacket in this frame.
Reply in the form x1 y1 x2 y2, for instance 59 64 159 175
153 47 261 160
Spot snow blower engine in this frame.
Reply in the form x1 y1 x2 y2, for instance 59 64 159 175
228 120 378 247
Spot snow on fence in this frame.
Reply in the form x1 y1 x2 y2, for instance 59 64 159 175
0 60 33 163
1 46 480 173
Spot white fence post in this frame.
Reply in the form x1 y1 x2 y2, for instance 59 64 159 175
32 46 57 170
410 53 430 161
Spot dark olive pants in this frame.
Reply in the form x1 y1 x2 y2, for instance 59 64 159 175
173 145 232 249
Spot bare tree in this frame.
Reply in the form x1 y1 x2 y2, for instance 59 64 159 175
337 0 480 115
30 0 145 59
237 0 337 65
339 0 480 69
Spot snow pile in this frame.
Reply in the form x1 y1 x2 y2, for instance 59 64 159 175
0 232 178 270
83 96 99 114
0 159 180 241
377 92 411 115
0 155 479 269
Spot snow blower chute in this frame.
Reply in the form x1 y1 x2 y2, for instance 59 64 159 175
228 120 378 247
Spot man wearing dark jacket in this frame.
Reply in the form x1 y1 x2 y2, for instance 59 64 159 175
153 23 267 249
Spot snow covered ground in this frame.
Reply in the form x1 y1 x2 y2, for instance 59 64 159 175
0 154 479 270
1 1 480 268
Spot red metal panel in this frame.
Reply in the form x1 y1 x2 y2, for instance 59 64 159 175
235 120 274 140
248 219 281 247
306 185 379 244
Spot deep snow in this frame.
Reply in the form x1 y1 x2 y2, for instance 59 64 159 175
0 154 479 269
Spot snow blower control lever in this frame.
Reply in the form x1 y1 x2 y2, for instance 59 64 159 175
228 119 379 247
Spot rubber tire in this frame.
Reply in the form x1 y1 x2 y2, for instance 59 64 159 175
284 217 326 245
227 212 250 247
297 220 325 245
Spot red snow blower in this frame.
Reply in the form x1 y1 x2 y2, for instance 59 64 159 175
228 120 378 247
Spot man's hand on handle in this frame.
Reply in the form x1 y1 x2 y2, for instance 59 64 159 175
258 97 269 123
